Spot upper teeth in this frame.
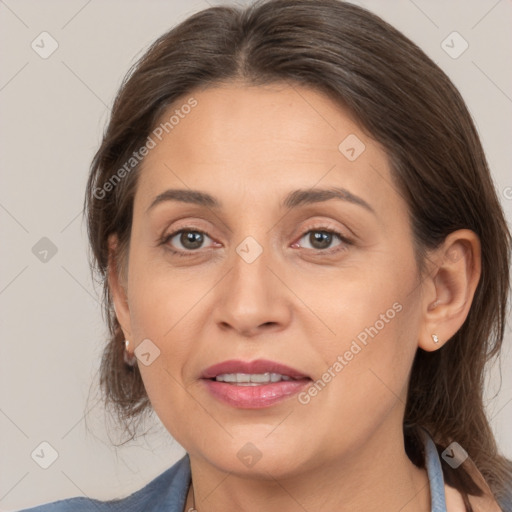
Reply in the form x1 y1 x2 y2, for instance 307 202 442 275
215 373 293 385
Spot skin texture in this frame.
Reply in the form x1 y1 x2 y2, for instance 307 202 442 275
109 83 481 512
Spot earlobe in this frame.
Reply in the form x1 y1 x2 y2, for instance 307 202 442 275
107 234 132 341
418 230 481 352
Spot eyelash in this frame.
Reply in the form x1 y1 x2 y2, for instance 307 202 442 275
159 225 353 258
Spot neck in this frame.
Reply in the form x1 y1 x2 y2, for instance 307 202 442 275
184 425 431 512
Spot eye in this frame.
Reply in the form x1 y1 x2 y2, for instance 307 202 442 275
162 229 215 252
294 229 350 252
160 226 351 257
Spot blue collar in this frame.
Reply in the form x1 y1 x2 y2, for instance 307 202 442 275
419 428 448 511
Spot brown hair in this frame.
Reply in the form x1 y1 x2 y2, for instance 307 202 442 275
85 0 512 506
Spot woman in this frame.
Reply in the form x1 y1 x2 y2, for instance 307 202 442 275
21 0 512 510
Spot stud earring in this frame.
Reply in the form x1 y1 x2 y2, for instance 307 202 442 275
429 300 440 311
123 339 137 366
432 334 440 344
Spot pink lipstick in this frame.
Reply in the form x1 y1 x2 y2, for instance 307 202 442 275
201 359 311 409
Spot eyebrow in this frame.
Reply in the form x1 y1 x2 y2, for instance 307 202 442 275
146 187 375 214
282 187 374 213
147 189 220 212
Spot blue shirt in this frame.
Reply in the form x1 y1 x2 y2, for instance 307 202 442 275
18 430 509 512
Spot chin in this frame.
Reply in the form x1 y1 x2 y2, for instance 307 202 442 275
194 436 313 480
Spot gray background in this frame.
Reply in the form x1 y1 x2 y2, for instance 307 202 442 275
1 0 511 510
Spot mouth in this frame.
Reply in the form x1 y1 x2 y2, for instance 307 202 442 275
213 372 297 385
200 359 312 409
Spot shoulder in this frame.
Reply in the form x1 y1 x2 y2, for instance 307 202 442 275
17 454 191 512
444 481 509 512
444 483 466 512
16 496 109 512
443 467 510 512
419 429 508 512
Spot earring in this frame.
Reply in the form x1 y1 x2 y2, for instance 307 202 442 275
429 300 440 311
432 334 440 344
123 339 137 366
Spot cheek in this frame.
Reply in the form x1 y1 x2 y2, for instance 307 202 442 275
292 248 419 361
298 254 421 420
126 242 209 342
124 252 200 406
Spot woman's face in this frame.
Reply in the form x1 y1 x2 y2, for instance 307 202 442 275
115 83 428 477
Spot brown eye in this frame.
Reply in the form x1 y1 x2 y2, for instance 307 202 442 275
310 231 334 249
298 230 344 251
166 230 211 251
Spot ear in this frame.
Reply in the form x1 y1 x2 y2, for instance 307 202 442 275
418 229 481 352
107 233 132 341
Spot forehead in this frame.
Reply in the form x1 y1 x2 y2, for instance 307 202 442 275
135 83 398 218
148 83 363 162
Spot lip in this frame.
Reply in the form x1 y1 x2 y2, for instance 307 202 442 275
200 359 311 409
201 359 309 380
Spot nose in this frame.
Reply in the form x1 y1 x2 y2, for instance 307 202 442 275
213 241 292 338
